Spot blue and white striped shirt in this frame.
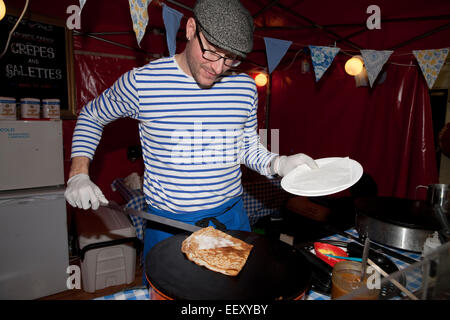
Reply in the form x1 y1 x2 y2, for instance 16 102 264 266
71 56 277 213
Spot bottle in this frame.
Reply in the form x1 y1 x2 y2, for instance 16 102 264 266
422 231 441 257
421 232 441 294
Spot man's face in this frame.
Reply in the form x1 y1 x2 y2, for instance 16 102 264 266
185 25 234 88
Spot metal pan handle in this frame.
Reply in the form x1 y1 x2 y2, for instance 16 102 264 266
415 185 429 200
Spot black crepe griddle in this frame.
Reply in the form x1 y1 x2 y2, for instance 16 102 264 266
145 230 311 300
355 197 440 252
355 197 438 230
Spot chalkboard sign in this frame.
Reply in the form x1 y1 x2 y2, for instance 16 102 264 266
0 8 76 119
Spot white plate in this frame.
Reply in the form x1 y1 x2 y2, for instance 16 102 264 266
281 157 363 197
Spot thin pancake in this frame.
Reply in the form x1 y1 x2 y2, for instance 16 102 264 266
181 226 253 276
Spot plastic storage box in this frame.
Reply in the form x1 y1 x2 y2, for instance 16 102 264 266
76 205 139 292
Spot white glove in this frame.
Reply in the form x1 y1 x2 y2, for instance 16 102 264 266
65 173 108 210
271 153 318 177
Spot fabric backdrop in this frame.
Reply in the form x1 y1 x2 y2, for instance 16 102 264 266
268 53 438 200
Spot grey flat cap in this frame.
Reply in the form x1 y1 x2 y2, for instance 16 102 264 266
194 0 254 58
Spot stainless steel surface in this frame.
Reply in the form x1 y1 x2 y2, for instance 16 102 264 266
433 205 450 242
125 207 202 233
356 211 434 252
417 184 450 213
334 229 418 264
428 184 450 213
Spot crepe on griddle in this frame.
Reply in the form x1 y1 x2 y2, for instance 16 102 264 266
181 226 253 276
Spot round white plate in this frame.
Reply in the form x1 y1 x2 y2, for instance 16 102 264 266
281 157 363 197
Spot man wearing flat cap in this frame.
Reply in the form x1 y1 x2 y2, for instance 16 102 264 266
65 0 317 284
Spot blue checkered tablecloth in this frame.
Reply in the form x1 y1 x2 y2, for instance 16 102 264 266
111 178 148 241
242 178 290 225
111 177 290 239
95 287 150 300
96 228 423 301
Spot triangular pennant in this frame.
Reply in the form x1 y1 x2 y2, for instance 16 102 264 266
308 45 340 81
162 4 184 57
79 0 87 11
413 48 450 89
360 50 393 87
128 0 152 46
264 37 292 74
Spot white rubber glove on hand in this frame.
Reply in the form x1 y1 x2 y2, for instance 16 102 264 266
272 153 319 177
64 173 108 210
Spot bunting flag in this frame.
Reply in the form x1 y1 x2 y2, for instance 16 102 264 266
413 48 449 89
162 4 184 57
360 50 393 87
264 37 292 74
308 46 340 81
77 2 448 90
79 0 86 11
128 0 152 46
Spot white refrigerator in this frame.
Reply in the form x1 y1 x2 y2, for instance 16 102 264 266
0 120 69 299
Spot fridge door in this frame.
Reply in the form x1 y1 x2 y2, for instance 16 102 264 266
0 187 69 299
0 120 65 191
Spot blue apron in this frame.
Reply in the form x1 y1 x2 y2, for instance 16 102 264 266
142 196 250 285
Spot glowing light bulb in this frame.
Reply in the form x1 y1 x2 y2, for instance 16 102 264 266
345 56 364 76
0 0 6 21
255 73 268 87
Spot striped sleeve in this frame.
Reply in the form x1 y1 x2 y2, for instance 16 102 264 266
71 69 140 159
240 83 278 176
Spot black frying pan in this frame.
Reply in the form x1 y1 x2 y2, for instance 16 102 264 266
145 230 312 300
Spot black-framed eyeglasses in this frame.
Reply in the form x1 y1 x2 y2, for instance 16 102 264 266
195 26 242 68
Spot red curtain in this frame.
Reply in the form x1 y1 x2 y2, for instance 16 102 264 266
73 54 139 110
268 54 438 200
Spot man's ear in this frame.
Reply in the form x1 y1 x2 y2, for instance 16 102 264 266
186 17 196 41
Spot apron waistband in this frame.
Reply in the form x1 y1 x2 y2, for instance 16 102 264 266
146 196 242 225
